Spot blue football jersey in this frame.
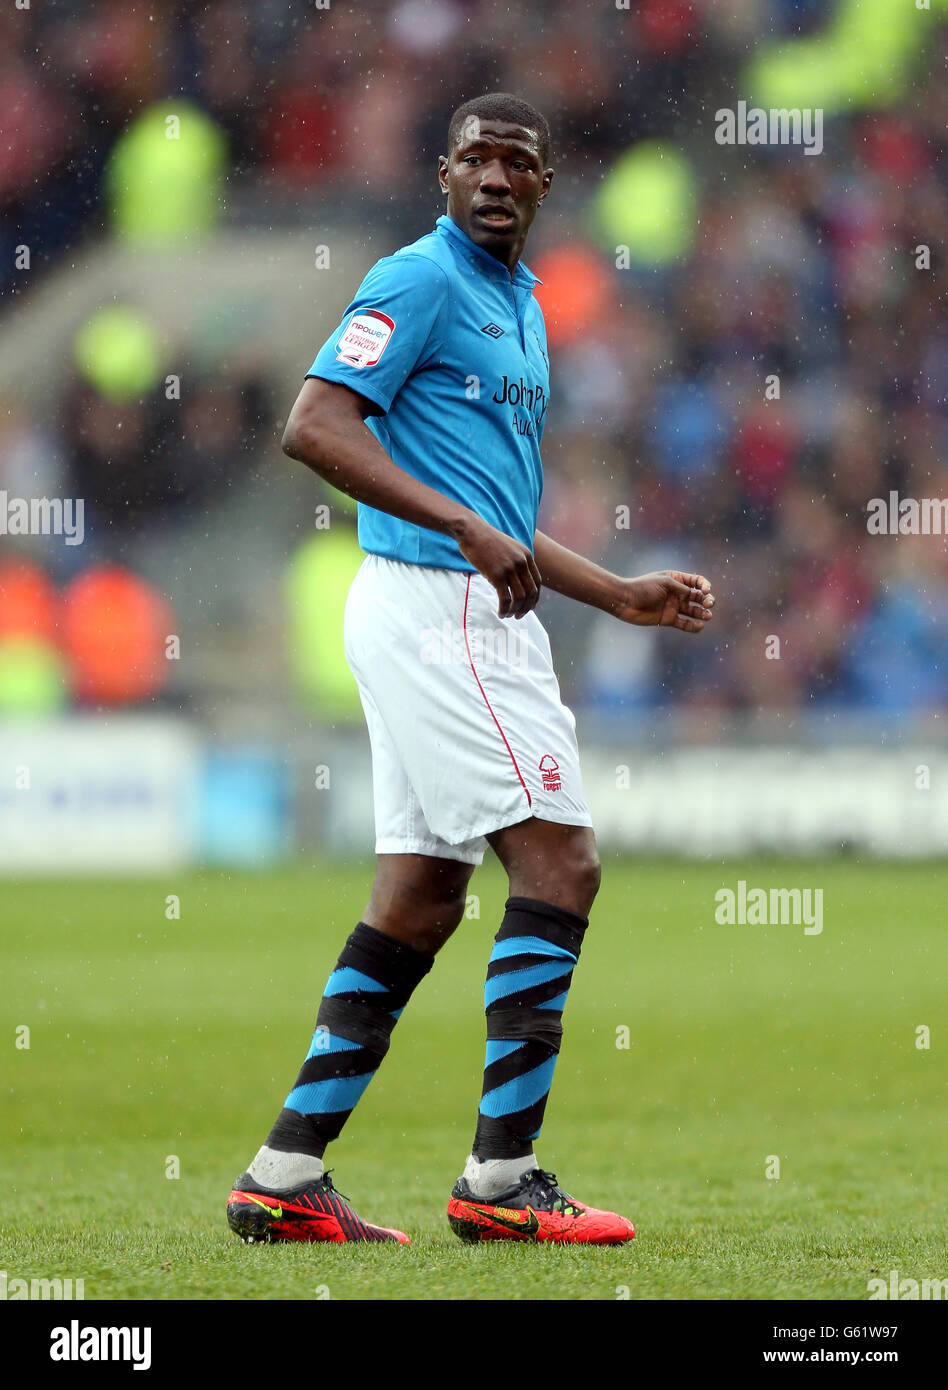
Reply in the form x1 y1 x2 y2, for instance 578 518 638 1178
305 215 549 571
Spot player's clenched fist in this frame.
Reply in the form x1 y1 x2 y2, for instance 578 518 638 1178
453 515 543 619
616 570 716 633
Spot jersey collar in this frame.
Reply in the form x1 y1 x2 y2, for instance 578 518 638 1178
436 215 542 289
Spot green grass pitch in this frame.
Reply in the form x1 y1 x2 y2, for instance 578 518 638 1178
2 858 946 1301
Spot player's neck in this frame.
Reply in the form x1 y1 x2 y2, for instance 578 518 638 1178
444 212 524 277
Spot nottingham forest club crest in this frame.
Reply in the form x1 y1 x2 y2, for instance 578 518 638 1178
539 755 561 792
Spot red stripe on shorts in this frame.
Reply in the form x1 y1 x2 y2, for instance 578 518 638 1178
462 574 532 810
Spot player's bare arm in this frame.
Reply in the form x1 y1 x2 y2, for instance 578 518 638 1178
533 529 715 633
282 376 541 619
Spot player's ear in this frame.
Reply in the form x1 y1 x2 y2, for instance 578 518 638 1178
437 155 449 194
538 168 554 203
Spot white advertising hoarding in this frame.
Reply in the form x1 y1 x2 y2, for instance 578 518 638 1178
583 747 948 857
0 717 199 873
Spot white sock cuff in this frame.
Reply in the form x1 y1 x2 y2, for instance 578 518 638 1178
247 1145 324 1190
462 1152 538 1198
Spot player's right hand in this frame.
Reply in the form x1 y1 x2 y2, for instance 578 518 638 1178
453 515 542 619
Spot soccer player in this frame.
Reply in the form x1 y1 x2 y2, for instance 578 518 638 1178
227 93 714 1246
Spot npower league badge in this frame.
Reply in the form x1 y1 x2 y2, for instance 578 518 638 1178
335 309 396 369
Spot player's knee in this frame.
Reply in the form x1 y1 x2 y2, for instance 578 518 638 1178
534 842 600 915
567 845 601 914
411 865 472 935
437 878 471 930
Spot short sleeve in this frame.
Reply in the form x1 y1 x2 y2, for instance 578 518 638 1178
305 254 450 414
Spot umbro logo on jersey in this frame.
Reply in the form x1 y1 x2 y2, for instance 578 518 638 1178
480 322 505 338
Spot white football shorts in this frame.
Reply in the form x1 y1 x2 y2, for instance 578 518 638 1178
343 554 593 865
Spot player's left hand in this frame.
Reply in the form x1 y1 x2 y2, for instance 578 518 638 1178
616 571 715 632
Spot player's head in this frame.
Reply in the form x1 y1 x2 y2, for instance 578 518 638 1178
439 93 553 272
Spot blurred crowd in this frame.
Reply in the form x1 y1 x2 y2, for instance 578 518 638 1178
1 0 946 720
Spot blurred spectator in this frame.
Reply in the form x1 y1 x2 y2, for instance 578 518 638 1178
0 0 945 723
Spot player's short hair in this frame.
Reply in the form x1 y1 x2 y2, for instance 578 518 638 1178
447 93 551 167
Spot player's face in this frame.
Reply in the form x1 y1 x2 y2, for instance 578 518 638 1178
438 120 553 272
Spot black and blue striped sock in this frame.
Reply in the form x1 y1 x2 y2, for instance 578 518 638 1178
265 923 434 1160
472 897 588 1162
